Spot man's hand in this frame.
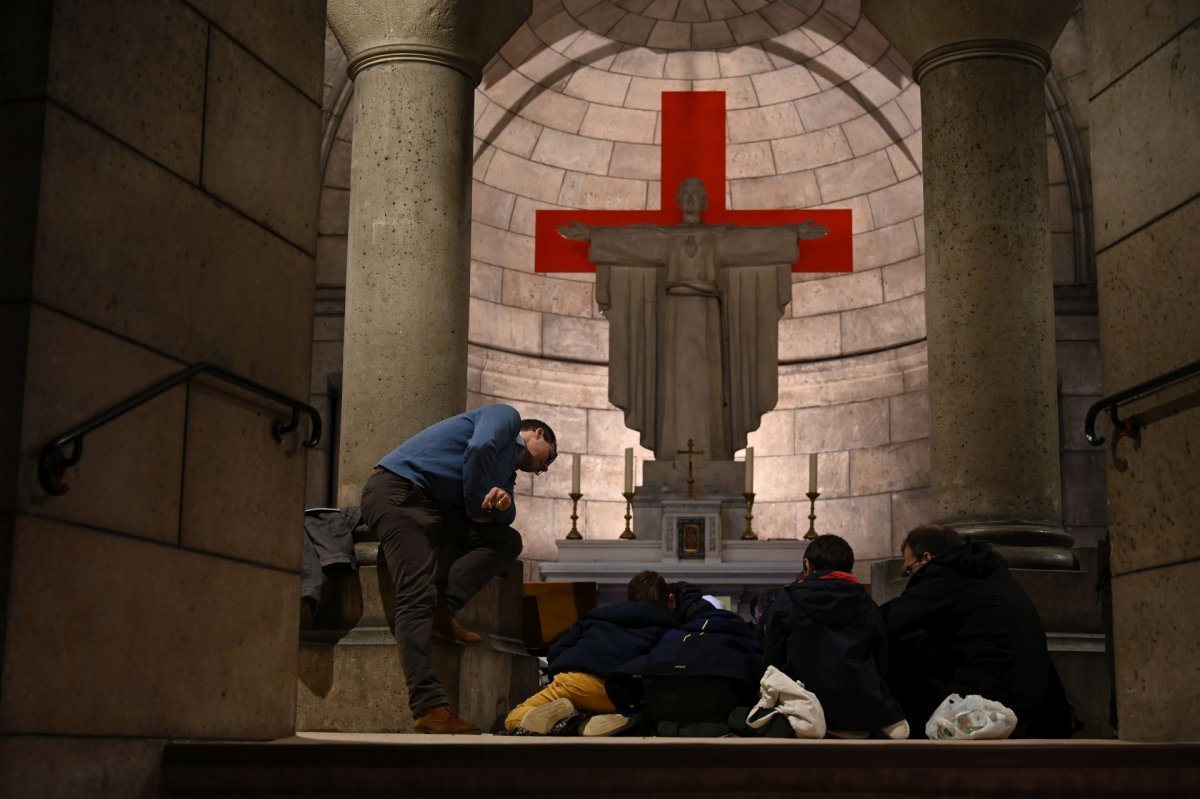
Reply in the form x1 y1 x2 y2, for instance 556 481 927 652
481 487 512 513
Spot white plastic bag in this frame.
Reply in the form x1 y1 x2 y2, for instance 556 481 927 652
925 693 1018 740
747 665 827 739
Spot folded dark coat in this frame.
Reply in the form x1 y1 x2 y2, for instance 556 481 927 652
763 571 904 731
301 507 361 603
546 600 677 679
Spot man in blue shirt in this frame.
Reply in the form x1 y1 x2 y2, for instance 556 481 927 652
362 404 557 734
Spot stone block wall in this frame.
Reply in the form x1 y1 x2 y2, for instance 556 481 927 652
1087 4 1200 741
1057 315 1108 548
0 1 325 794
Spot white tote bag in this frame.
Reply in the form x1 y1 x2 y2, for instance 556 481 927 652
746 665 827 739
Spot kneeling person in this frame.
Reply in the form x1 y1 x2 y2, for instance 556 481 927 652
506 570 675 735
882 524 1073 738
762 534 907 738
606 581 762 737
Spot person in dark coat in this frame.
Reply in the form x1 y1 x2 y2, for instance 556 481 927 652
882 523 1075 738
606 581 762 736
762 534 908 738
504 570 675 733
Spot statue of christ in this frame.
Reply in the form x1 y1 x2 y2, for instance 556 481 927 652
559 177 828 461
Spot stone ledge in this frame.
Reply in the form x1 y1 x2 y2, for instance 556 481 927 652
539 558 808 586
162 738 1200 797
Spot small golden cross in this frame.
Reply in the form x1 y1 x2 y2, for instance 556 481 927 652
676 438 704 499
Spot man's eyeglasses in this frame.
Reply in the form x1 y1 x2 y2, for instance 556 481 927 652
901 554 928 578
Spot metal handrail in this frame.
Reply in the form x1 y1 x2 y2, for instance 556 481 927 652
1084 358 1200 446
38 361 322 495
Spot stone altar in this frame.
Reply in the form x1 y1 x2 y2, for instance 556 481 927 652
540 458 808 611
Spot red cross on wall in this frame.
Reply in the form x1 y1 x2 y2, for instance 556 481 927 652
534 91 853 273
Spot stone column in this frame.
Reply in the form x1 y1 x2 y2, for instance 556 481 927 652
863 1 1077 567
327 1 531 505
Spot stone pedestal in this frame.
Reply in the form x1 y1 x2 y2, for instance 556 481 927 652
633 459 755 541
297 534 537 733
863 0 1079 569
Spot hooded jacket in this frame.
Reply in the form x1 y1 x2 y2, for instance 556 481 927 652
881 541 1067 734
546 600 676 679
763 571 904 731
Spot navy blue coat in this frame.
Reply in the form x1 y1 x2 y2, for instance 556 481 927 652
619 608 761 682
763 571 904 730
606 583 762 713
546 600 676 679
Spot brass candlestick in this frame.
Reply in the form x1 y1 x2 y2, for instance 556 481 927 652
619 490 636 539
741 491 758 540
804 491 820 540
565 491 583 540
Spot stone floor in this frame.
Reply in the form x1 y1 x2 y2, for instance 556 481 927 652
161 733 1200 798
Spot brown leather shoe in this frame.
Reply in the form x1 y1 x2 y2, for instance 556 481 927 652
413 705 481 735
433 606 482 644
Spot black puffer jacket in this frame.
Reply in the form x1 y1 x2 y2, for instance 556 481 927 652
546 600 676 678
881 541 1068 734
763 571 904 731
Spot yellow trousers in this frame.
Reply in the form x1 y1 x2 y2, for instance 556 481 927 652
504 672 617 730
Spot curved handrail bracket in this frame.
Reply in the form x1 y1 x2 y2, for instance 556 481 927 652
38 439 82 497
38 362 322 495
1085 358 1200 447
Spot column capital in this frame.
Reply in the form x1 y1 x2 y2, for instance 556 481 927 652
327 0 531 84
862 0 1076 83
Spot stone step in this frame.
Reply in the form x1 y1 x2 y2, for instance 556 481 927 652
296 628 537 734
1051 636 1113 738
297 558 538 734
160 738 1200 798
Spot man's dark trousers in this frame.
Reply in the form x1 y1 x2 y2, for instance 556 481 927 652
362 470 522 715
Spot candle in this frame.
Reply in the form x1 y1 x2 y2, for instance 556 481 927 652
809 452 818 494
624 447 634 494
571 453 581 494
744 447 754 493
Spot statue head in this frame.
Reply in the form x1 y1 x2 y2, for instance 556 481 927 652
676 177 708 217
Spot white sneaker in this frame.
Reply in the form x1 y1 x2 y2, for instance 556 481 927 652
882 719 910 740
519 698 575 735
582 713 636 737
